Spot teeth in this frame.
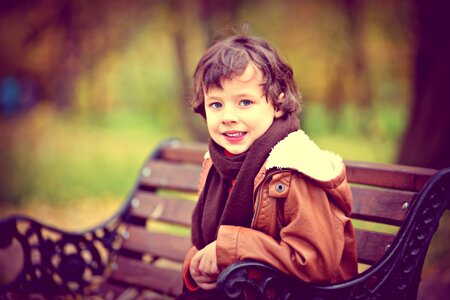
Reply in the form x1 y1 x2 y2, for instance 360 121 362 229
225 132 243 137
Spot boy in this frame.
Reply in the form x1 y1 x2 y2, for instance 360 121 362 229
178 32 357 299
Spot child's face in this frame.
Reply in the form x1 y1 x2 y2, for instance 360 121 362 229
204 64 284 154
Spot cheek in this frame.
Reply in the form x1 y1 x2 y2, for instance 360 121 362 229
206 122 214 134
254 115 275 135
205 115 218 132
248 111 274 128
262 118 275 132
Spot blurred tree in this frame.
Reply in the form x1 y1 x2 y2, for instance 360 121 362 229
199 0 242 44
325 0 372 129
398 0 450 169
168 0 207 141
342 0 372 108
0 0 156 113
399 3 450 299
168 0 243 141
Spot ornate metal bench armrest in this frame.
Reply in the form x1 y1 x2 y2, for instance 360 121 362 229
217 260 305 299
0 214 124 297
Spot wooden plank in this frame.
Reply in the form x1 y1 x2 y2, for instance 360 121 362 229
159 141 207 165
110 256 183 296
95 281 136 299
129 185 413 227
139 161 201 192
345 161 436 192
155 141 437 192
129 191 195 227
355 229 395 265
118 227 392 280
350 186 416 225
155 141 437 191
124 214 396 267
122 225 191 262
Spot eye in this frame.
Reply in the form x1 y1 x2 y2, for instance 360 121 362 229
240 99 252 106
209 102 223 109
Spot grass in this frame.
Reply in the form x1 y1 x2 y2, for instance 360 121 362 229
0 104 189 207
302 101 406 163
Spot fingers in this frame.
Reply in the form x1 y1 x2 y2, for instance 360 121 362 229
194 274 217 290
199 255 219 276
198 253 208 274
209 258 219 275
198 281 217 290
189 241 220 290
195 241 219 276
191 272 218 290
193 273 216 284
190 251 202 276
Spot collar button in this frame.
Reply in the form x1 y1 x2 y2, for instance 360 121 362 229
275 183 285 193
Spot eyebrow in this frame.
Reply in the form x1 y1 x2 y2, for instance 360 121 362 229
235 93 260 98
204 93 262 103
204 95 222 102
204 88 265 101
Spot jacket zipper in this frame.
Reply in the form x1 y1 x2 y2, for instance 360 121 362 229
251 169 286 227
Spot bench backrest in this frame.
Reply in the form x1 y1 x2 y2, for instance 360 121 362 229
104 139 437 298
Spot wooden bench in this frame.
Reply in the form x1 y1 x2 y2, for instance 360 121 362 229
0 139 449 299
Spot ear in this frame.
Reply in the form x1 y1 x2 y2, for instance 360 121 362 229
274 93 285 118
274 109 285 118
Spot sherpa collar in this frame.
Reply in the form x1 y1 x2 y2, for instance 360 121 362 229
265 130 344 183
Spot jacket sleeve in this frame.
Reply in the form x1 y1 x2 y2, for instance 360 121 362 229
216 174 348 283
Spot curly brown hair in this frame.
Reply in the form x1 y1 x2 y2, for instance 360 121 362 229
191 33 302 118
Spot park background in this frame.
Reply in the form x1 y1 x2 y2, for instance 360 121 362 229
0 0 449 298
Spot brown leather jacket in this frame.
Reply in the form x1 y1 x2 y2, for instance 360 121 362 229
183 130 358 285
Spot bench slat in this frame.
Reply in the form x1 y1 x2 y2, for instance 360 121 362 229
160 141 206 165
121 226 393 267
111 256 182 296
129 186 413 228
350 186 415 226
98 282 168 300
96 281 136 299
122 225 191 262
355 229 395 265
346 161 436 192
139 161 201 192
129 191 195 227
156 142 437 192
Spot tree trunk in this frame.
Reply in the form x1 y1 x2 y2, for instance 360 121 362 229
169 0 243 142
170 0 209 141
398 0 450 169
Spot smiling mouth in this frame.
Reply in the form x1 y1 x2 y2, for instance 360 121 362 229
223 132 246 137
222 131 247 143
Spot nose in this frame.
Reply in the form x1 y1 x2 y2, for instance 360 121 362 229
221 105 239 124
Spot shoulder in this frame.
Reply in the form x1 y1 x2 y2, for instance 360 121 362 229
264 131 352 215
265 130 345 183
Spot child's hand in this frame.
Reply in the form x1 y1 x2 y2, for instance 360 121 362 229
189 241 219 290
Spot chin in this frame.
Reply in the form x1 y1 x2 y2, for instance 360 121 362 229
225 146 248 155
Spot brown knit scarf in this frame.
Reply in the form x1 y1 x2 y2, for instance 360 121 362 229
191 113 300 249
